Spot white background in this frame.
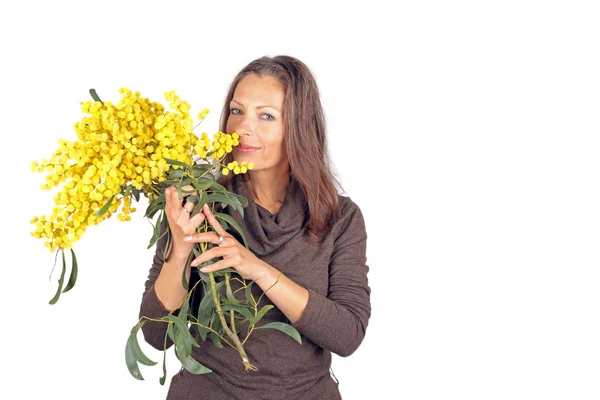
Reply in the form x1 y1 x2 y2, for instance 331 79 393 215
1 1 599 399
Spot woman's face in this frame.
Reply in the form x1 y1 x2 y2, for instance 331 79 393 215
226 74 288 174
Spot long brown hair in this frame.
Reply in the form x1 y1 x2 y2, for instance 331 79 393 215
218 55 340 241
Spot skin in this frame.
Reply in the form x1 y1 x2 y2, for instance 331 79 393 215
155 74 309 323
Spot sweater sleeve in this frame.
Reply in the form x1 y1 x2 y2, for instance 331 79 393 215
139 225 178 351
292 198 371 357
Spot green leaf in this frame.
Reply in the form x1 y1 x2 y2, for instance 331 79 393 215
162 231 171 261
208 181 227 193
197 295 215 340
221 304 254 320
204 192 237 210
229 192 248 212
168 168 184 180
166 315 192 358
193 246 202 258
125 335 144 380
164 158 191 170
185 195 200 204
215 213 248 248
159 179 178 191
62 249 78 293
180 177 195 189
191 163 212 177
159 350 167 385
179 295 190 318
209 310 223 334
217 220 230 231
197 281 224 340
191 190 207 216
89 88 102 103
179 354 212 375
255 322 302 345
147 210 165 249
198 262 213 284
210 332 223 348
232 193 248 208
181 252 192 291
132 188 141 202
94 195 115 217
144 196 165 219
48 250 67 305
123 185 132 197
130 325 157 366
174 332 189 361
250 305 275 325
228 194 244 217
167 323 176 344
225 284 240 306
245 282 255 305
193 177 214 192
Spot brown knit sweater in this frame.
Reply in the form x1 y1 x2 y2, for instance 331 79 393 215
139 174 371 399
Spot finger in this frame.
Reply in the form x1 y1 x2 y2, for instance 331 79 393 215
164 186 176 207
190 246 228 267
166 186 201 218
165 186 183 217
198 258 234 273
183 200 199 215
180 185 197 195
202 204 228 237
187 211 205 227
183 232 226 246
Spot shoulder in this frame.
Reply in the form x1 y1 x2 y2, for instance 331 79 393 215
332 194 366 238
336 194 361 216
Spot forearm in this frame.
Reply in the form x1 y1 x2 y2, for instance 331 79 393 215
154 247 192 311
255 263 308 323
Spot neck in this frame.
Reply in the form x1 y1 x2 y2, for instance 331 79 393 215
245 167 291 214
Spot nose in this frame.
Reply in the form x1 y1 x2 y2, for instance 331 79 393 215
232 113 255 137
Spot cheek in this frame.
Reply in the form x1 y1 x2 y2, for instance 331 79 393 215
267 132 286 159
225 118 234 134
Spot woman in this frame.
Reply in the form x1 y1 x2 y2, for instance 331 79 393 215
139 55 371 399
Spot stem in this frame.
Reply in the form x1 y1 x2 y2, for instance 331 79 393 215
224 273 236 333
242 325 255 346
208 272 257 371
188 320 234 348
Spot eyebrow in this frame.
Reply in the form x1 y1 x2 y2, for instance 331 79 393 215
231 99 281 112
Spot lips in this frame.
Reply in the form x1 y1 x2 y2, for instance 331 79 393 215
234 144 259 154
237 144 259 149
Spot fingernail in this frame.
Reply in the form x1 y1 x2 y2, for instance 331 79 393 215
190 260 197 266
200 267 209 272
183 236 192 241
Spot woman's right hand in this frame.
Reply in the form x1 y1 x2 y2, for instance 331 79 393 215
154 186 206 311
164 185 206 261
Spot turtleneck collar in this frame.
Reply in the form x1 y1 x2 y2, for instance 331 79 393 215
226 173 308 256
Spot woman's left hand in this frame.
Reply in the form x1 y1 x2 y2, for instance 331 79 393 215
184 204 270 282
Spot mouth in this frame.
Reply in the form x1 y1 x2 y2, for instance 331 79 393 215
237 144 259 150
235 144 260 153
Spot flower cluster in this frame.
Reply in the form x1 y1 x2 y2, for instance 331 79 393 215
223 160 252 176
30 89 252 253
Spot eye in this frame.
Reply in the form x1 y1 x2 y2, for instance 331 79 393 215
230 108 242 115
261 113 275 121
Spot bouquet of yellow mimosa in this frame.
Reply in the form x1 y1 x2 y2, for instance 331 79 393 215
30 88 301 384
